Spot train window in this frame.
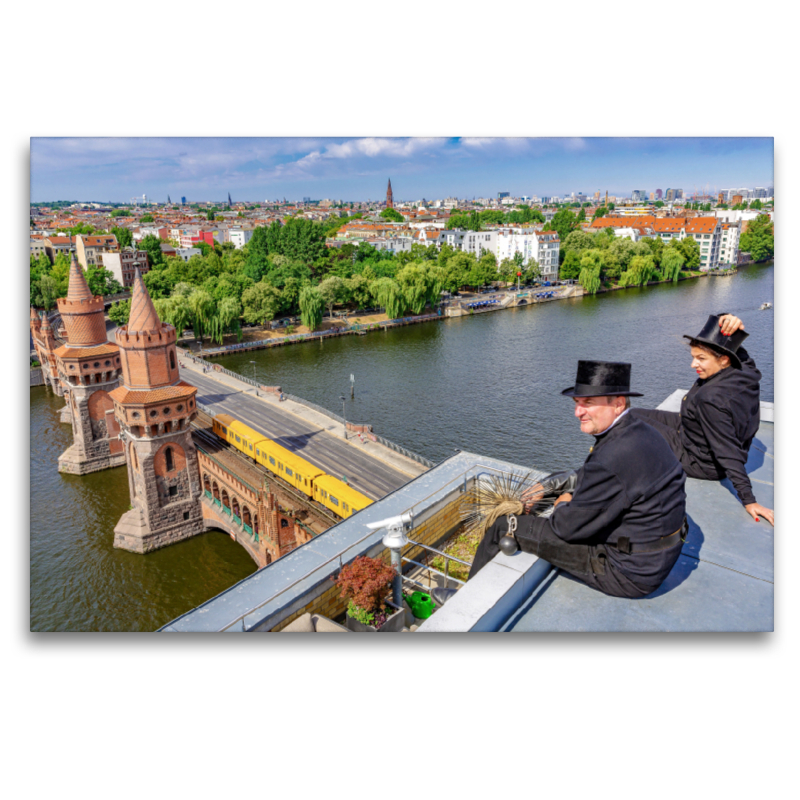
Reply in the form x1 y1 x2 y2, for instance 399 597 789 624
285 467 293 477
249 443 253 451
269 456 276 466
330 495 339 506
256 449 260 457
343 503 349 512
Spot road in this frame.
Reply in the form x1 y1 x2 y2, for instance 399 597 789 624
183 369 413 501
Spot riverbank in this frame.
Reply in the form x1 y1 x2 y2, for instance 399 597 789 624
188 269 719 358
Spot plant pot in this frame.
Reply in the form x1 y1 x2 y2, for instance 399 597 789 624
345 607 406 633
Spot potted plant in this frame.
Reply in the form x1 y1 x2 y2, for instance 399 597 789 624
335 556 406 632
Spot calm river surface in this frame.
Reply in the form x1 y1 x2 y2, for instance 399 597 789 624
30 264 774 631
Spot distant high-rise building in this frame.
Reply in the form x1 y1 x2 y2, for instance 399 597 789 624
605 190 608 207
498 192 510 199
228 192 232 207
181 197 186 205
168 195 171 204
631 190 646 202
655 189 663 200
386 178 394 209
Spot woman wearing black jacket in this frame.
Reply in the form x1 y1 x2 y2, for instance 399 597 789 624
630 313 773 526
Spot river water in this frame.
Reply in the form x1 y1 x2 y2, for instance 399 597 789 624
29 264 774 631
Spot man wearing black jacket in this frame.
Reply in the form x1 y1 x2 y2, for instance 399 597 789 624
629 313 773 526
468 361 687 599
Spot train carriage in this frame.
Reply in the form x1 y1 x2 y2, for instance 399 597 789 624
256 439 323 498
313 473 372 519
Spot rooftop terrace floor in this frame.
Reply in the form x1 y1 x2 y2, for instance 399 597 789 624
503 391 774 632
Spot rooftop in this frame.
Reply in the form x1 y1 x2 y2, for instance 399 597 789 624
160 390 773 633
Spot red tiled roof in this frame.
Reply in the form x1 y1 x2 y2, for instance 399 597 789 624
110 381 196 405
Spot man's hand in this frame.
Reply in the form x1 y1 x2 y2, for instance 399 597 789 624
553 493 573 508
521 483 545 513
719 314 745 336
745 503 774 526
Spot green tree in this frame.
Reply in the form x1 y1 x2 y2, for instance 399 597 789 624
346 273 372 310
562 230 597 256
207 210 215 221
739 214 774 262
39 275 59 310
108 299 131 324
545 209 579 243
661 248 685 282
140 213 154 223
242 283 282 328
318 275 345 319
380 208 404 223
622 254 656 287
559 250 582 280
370 277 405 318
396 263 431 315
112 226 133 248
86 266 122 296
139 234 165 269
298 284 324 331
578 264 601 295
188 289 216 343
677 237 701 269
110 209 131 218
592 206 608 220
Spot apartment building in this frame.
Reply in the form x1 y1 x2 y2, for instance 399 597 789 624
75 234 118 269
229 228 254 249
439 229 497 258
718 222 740 267
103 248 151 288
30 237 49 260
43 235 77 262
533 230 560 281
684 217 721 270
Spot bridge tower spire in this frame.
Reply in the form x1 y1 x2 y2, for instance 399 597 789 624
53 254 125 474
109 270 204 554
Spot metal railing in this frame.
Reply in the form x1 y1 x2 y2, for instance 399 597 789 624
373 434 434 469
401 537 472 591
214 460 545 632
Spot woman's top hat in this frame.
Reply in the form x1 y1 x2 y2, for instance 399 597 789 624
683 314 748 369
561 360 643 398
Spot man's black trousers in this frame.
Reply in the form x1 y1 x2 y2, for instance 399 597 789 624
468 514 677 599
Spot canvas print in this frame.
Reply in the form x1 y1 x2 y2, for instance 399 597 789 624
29 137 774 632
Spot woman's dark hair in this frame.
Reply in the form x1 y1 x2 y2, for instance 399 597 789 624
687 338 730 363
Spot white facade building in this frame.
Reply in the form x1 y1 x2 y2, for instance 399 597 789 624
718 222 741 267
229 228 254 249
175 248 202 262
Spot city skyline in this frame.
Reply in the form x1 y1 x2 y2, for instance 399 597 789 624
31 136 774 203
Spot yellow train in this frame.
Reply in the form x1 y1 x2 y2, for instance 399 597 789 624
212 413 372 520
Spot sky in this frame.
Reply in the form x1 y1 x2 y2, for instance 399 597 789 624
30 136 774 204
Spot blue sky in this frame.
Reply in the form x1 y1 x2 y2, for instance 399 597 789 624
30 137 774 203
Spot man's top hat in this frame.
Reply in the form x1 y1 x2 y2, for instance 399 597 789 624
683 314 748 369
561 360 643 398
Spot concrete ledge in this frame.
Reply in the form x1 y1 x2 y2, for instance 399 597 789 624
417 550 554 633
57 445 127 475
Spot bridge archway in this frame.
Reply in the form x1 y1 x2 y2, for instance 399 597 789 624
203 473 211 494
212 480 220 502
221 489 230 512
232 497 241 519
242 505 252 528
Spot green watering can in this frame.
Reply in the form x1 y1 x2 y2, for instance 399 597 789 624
406 591 436 619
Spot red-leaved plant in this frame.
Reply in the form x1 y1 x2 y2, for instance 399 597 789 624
335 556 396 619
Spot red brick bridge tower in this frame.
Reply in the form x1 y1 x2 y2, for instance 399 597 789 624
54 255 126 474
386 177 394 209
110 270 204 553
30 308 64 396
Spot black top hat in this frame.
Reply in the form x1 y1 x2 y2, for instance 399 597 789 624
561 360 643 398
683 314 748 369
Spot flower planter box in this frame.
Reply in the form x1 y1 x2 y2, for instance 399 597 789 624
345 607 406 633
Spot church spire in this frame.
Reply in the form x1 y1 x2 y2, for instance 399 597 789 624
67 252 93 302
386 178 394 209
127 268 161 333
